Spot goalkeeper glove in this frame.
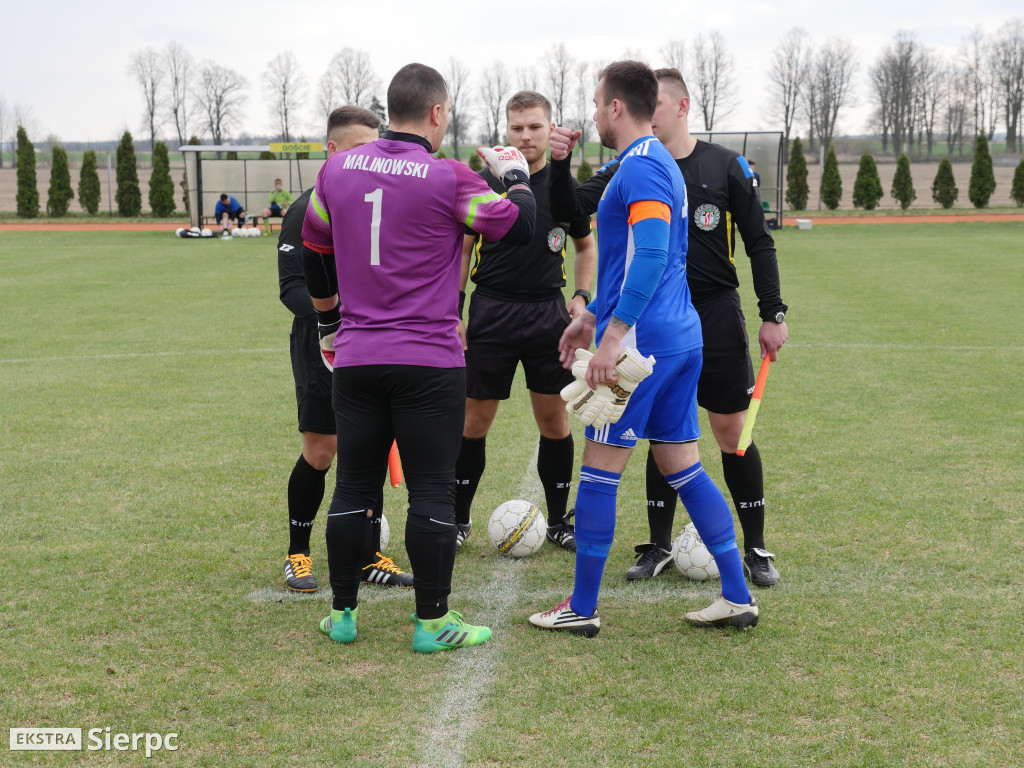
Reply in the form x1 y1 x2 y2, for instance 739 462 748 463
476 145 531 189
315 304 341 371
560 348 656 429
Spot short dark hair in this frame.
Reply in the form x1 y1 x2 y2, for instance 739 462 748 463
387 63 449 123
654 67 690 100
506 91 552 122
326 105 381 138
599 61 658 122
219 194 228 202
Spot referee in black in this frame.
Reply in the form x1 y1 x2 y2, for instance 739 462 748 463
549 68 789 587
454 91 596 553
277 105 412 593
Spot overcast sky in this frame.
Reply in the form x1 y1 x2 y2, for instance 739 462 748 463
4 0 1021 146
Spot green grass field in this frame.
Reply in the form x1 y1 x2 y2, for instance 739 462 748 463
2 224 1022 767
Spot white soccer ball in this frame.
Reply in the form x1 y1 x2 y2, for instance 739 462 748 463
672 523 720 581
488 500 546 557
379 514 390 552
201 228 212 237
250 226 262 236
190 226 200 233
231 229 244 238
175 227 184 236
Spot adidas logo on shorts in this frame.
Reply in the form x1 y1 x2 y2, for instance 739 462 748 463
618 428 639 443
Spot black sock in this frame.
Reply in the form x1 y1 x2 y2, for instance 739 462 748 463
405 513 456 620
454 436 485 526
287 454 329 555
721 443 766 551
645 447 678 551
326 504 372 611
537 435 574 526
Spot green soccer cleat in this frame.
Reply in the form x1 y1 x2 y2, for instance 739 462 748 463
319 607 358 643
411 611 492 653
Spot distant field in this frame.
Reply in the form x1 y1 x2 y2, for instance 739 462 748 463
2 223 1021 767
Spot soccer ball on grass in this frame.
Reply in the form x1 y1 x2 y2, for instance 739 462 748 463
488 500 546 557
672 523 720 581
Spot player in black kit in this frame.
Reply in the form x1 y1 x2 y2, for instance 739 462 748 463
455 91 596 553
548 68 789 586
278 105 412 592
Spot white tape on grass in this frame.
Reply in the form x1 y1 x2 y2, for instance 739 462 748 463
412 442 544 768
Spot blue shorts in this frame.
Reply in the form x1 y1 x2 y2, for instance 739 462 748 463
585 347 702 448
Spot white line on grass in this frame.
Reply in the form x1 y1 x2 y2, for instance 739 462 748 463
412 442 544 768
788 341 1024 352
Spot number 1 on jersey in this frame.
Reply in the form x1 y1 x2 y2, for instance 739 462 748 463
364 187 383 265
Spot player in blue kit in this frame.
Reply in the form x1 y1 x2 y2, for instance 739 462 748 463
528 61 759 636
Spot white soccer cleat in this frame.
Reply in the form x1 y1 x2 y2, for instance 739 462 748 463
683 595 759 629
529 597 600 637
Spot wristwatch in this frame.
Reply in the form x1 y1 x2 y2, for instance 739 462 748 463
772 311 786 324
572 289 592 305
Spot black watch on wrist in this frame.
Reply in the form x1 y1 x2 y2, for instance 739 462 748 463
572 289 592 305
772 310 786 324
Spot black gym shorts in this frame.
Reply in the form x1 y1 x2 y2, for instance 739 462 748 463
465 292 575 400
289 316 336 434
693 289 756 415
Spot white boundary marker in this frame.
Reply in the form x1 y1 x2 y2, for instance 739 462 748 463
412 441 545 768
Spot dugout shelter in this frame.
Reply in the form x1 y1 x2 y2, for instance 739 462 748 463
691 131 784 229
180 143 327 230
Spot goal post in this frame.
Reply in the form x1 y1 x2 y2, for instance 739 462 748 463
179 143 327 228
691 130 784 229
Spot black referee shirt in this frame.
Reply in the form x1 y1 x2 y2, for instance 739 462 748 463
467 164 591 302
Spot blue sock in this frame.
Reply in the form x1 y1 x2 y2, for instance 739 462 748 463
569 466 620 618
665 462 751 605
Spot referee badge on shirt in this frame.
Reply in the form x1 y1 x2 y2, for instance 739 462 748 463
547 227 567 253
694 204 721 232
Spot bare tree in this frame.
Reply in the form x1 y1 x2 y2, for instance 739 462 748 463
870 32 916 156
943 64 970 155
480 60 510 146
165 42 194 146
543 44 574 126
0 95 9 168
962 27 997 140
444 57 471 159
766 27 810 160
571 61 593 157
660 39 686 74
516 65 539 92
805 38 857 153
914 47 943 156
991 18 1024 152
323 48 381 109
194 62 247 144
691 32 736 130
315 71 337 127
264 52 307 141
128 47 164 151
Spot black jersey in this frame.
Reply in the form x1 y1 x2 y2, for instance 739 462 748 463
467 164 591 302
549 142 787 321
278 188 315 320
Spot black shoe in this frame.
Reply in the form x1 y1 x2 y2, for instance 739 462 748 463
546 520 576 552
625 543 674 581
455 521 472 552
743 548 780 587
284 552 318 592
361 553 414 587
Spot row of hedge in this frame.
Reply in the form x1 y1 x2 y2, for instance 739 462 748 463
15 129 177 218
786 134 1024 210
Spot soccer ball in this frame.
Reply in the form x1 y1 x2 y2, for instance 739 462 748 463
672 523 720 581
250 226 263 236
190 226 200 233
174 227 184 236
201 228 212 237
379 514 390 552
488 500 546 557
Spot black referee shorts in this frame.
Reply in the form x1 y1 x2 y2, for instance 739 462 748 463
694 290 756 415
289 316 336 435
465 292 575 400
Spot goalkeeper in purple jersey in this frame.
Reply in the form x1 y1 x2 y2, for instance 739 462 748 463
301 63 537 653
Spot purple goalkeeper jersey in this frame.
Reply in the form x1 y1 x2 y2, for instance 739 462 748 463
302 135 521 368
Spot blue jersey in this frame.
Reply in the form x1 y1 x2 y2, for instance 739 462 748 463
593 136 702 358
215 196 242 217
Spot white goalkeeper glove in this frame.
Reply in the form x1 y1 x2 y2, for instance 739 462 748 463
314 304 341 372
476 145 531 189
560 348 656 429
